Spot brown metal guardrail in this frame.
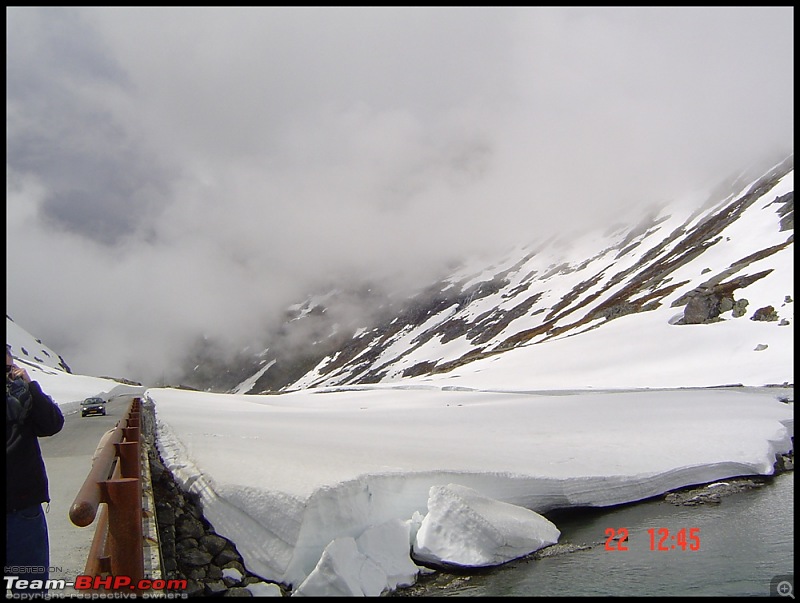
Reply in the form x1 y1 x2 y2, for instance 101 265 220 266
69 396 145 590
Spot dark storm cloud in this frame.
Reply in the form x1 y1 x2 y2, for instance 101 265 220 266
5 6 793 382
7 6 171 244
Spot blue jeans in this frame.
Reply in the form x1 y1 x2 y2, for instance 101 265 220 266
6 504 50 594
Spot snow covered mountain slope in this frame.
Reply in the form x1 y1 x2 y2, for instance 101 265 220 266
216 155 791 393
6 314 73 373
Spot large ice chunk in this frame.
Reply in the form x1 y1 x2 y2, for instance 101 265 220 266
412 483 560 567
292 537 386 597
292 519 421 597
355 518 421 589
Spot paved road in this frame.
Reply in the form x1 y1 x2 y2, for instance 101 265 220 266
37 389 144 593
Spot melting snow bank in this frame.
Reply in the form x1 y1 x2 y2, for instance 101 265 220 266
148 386 793 596
411 484 561 568
292 484 560 597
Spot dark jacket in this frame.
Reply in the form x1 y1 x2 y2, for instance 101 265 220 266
6 377 64 511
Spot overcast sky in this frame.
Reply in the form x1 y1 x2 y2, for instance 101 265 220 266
6 6 794 382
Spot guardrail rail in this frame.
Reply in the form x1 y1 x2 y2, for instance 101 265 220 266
69 396 155 592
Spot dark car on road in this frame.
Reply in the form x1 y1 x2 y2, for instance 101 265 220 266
81 397 106 417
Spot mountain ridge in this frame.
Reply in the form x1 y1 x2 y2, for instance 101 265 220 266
187 154 792 394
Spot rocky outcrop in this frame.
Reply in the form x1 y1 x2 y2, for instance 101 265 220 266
672 270 772 324
751 305 779 322
663 477 768 505
772 191 793 231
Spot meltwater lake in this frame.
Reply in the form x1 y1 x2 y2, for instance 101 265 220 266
396 470 794 597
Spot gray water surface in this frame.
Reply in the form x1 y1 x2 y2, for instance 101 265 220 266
398 471 793 597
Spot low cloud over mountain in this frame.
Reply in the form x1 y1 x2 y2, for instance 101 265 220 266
180 155 793 393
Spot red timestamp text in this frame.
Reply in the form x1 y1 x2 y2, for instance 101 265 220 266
603 527 700 551
647 527 700 551
604 527 630 551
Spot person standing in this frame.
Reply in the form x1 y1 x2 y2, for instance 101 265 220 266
6 344 64 595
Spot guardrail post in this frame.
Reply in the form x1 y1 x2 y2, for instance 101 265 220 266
116 441 140 479
98 478 145 586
